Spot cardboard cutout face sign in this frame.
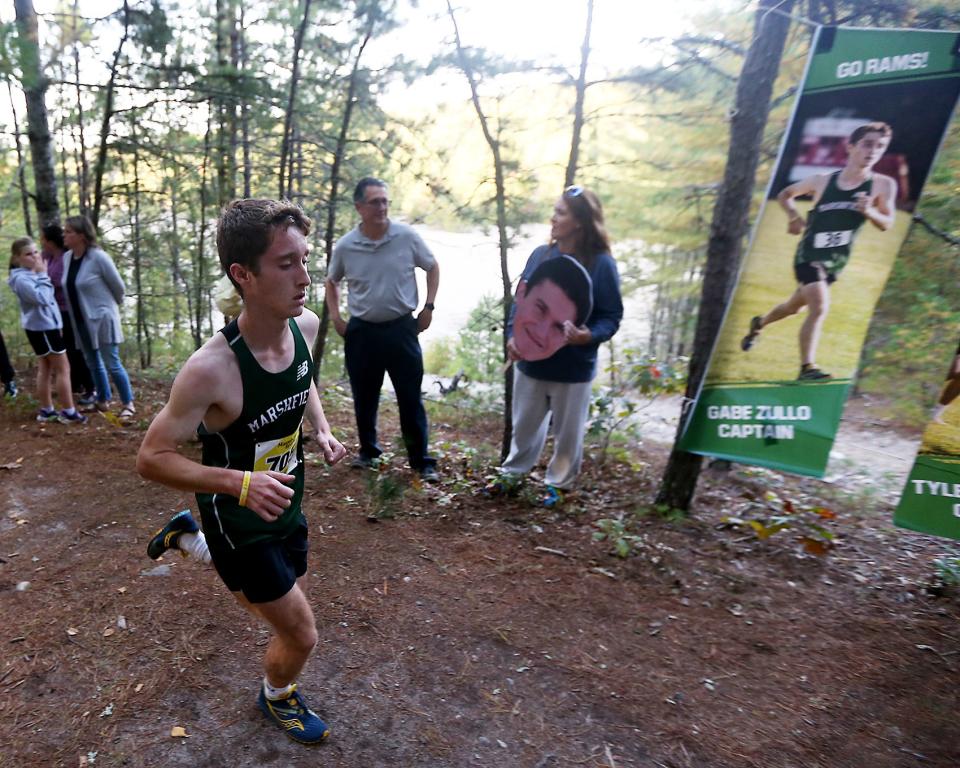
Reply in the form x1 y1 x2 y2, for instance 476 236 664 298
512 255 593 362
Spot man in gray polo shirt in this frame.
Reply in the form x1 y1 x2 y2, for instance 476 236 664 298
325 177 440 481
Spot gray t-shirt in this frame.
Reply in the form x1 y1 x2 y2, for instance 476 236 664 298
328 221 436 322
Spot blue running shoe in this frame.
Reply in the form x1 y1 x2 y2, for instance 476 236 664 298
258 685 330 744
146 510 200 560
36 408 59 422
4 380 17 398
59 409 88 424
542 485 563 508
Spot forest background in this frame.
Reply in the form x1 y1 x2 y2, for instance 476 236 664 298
1 0 959 430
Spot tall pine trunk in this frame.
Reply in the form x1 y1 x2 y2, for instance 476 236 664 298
313 22 374 377
446 0 515 460
14 0 60 229
92 0 130 230
656 0 794 511
564 0 593 187
278 0 312 200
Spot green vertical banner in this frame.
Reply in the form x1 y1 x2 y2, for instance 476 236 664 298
895 347 960 540
679 26 960 477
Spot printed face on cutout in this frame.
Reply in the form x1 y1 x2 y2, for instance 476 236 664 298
512 278 578 362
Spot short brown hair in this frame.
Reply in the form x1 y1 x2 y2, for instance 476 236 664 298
64 215 98 247
849 122 892 145
216 199 311 294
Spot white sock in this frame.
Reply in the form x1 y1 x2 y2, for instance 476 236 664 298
263 677 295 700
62 407 76 416
179 531 211 564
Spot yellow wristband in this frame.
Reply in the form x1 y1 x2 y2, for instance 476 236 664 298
239 470 251 507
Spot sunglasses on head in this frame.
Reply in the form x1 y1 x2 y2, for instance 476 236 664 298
564 185 584 198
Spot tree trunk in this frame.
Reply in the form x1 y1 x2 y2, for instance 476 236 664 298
71 0 90 214
313 21 374 378
129 112 150 368
215 0 238 206
564 0 594 187
55 68 71 215
278 0 313 200
239 3 251 198
14 0 60 229
656 0 794 511
7 78 33 236
194 112 214 350
446 0 515 460
92 0 130 230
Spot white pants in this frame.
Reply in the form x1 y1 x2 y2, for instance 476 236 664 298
501 367 593 490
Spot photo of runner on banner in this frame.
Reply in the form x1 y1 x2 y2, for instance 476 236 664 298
678 26 960 477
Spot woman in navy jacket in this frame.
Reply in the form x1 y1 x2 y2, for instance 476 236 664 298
501 186 623 504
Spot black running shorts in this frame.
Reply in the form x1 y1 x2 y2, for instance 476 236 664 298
26 328 67 357
794 261 837 286
207 523 308 604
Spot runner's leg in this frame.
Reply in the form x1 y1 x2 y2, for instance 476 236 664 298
798 280 829 367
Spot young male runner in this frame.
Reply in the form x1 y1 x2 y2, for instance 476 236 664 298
137 199 346 745
741 122 897 380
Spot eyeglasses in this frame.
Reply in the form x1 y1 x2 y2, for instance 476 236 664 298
564 185 584 198
362 197 389 208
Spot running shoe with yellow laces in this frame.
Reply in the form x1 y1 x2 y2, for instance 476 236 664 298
258 685 330 744
146 509 200 560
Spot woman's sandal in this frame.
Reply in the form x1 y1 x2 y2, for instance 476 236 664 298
119 405 136 420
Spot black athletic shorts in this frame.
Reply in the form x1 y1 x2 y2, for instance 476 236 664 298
794 261 836 286
207 522 308 604
26 328 66 357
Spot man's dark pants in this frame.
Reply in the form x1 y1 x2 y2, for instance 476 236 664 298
344 314 436 471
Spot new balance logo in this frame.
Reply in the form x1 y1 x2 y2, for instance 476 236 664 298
296 361 310 380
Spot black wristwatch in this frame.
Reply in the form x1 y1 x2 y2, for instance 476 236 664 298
424 302 435 311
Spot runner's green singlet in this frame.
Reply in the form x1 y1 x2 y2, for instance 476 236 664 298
794 171 873 277
196 317 314 548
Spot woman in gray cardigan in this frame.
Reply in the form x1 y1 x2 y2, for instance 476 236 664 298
61 215 135 418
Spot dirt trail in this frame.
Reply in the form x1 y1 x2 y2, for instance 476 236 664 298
1 386 958 768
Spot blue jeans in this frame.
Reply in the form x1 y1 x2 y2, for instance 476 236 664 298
82 343 134 405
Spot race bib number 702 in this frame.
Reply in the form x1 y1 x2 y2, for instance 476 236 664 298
254 428 300 474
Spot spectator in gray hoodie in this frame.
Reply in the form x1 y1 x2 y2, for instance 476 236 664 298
7 237 86 423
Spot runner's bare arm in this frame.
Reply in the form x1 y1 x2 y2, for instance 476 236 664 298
136 349 296 522
857 174 896 231
294 308 346 465
777 175 827 235
305 381 346 465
